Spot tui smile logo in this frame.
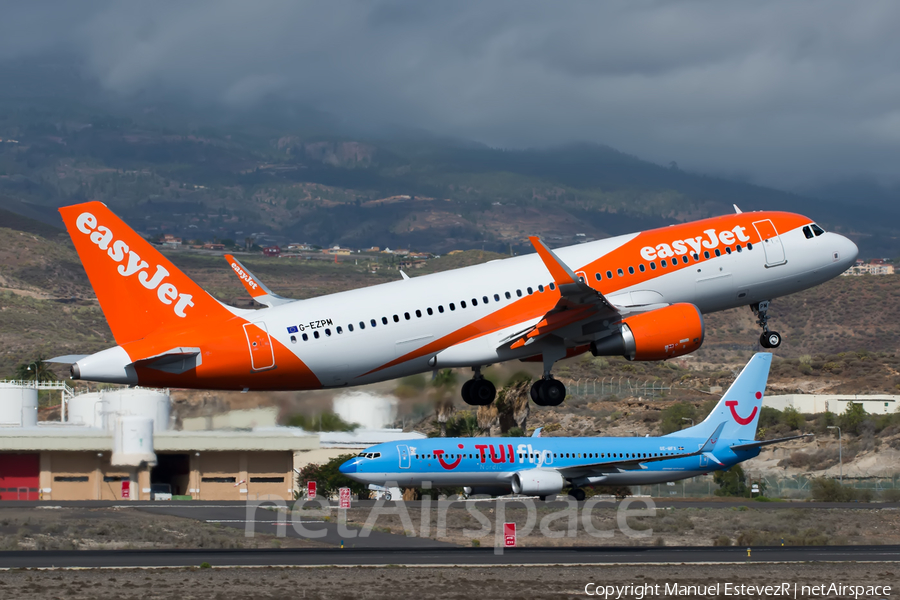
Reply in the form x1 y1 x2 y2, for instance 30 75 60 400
725 392 761 425
434 445 465 470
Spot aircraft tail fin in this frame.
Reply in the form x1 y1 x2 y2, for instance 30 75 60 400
59 201 230 345
668 352 773 441
225 254 292 307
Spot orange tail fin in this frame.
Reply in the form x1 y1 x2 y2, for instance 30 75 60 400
59 201 231 345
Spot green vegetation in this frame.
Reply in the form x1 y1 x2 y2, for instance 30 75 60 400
713 465 750 498
810 478 873 503
285 412 358 432
294 454 369 500
659 402 696 434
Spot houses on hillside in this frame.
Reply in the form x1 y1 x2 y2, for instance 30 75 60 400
843 259 895 276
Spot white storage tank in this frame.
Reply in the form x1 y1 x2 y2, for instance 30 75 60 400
66 388 170 431
111 416 157 467
0 383 39 427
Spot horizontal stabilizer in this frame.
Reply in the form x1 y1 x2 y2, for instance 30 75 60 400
225 254 293 308
730 433 814 452
46 355 89 364
130 347 202 374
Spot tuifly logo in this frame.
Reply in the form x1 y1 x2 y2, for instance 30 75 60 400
725 394 760 425
434 444 465 470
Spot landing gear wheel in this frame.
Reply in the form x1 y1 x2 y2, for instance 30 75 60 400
760 331 782 349
538 378 566 406
461 379 475 404
569 488 586 502
530 379 545 405
384 492 392 501
469 378 496 406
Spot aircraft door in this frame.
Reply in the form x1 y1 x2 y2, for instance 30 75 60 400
752 219 787 267
699 454 710 468
397 445 411 469
243 321 276 371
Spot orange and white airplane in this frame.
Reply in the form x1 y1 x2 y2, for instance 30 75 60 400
50 201 857 407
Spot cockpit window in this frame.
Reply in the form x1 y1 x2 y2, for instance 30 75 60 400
811 223 825 237
802 226 813 239
357 452 381 459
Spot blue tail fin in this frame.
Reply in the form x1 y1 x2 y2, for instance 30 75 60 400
667 352 772 441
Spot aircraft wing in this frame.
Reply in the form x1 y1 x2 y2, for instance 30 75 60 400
504 237 621 350
730 433 814 452
225 254 293 308
555 422 727 478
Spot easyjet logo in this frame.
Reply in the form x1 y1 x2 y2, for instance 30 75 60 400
230 262 258 290
76 212 194 318
640 226 751 261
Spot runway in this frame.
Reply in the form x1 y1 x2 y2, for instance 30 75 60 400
2 545 900 569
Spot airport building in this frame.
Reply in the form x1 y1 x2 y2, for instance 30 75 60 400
765 394 900 415
0 382 422 502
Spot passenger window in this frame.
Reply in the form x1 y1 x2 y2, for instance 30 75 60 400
811 224 825 236
404 312 411 320
427 307 433 315
606 270 613 279
438 305 445 313
661 260 667 268
460 301 466 308
803 225 813 239
549 282 555 290
725 247 731 254
382 317 388 325
527 287 533 295
682 256 689 264
313 331 320 339
302 333 309 341
736 245 742 252
516 289 523 297
494 294 500 302
595 272 601 281
370 319 377 327
617 268 624 277
393 315 400 322
693 253 700 260
628 266 634 275
639 264 645 272
336 326 343 334
415 310 422 318
505 292 511 299
747 243 753 250
348 324 354 332
538 284 544 292
715 249 721 257
703 251 710 259
290 335 297 343
450 303 456 311
650 262 656 270
359 321 365 330
484 296 490 303
471 298 477 306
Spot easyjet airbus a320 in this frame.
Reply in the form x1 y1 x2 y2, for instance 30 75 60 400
50 201 857 407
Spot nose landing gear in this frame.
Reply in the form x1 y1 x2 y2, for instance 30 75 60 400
751 301 782 349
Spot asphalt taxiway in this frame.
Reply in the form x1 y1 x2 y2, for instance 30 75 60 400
2 545 899 569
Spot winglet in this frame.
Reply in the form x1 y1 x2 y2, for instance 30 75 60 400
733 204 742 214
528 236 578 286
531 427 543 438
225 254 292 308
699 422 726 453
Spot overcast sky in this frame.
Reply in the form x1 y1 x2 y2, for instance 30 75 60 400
2 1 900 190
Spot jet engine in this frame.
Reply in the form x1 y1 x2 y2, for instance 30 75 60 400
590 302 704 361
511 469 565 496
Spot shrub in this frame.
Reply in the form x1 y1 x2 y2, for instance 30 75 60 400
810 478 872 503
712 535 732 546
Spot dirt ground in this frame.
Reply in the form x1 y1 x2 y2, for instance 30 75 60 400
1 564 898 600
0 507 326 551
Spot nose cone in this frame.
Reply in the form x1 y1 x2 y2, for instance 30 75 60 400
338 459 357 475
843 235 859 264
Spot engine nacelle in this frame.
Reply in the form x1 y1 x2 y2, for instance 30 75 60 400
511 469 565 496
590 303 704 361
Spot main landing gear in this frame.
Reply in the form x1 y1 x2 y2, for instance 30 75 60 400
461 368 496 406
530 378 566 407
752 300 782 349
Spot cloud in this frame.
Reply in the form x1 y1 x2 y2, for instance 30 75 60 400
2 1 900 188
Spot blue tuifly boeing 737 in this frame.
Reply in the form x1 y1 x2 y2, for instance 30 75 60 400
339 353 808 500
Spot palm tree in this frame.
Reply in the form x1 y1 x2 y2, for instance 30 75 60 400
431 369 457 437
494 379 531 434
15 357 57 384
